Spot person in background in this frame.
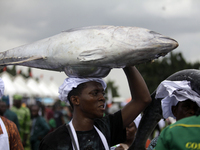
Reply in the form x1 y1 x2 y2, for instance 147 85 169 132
148 80 200 150
48 117 57 133
53 101 65 128
2 95 20 131
155 107 200 150
39 66 151 150
44 104 57 133
0 78 24 150
11 94 31 150
111 114 142 150
60 101 72 124
35 100 45 117
30 105 50 150
45 105 54 121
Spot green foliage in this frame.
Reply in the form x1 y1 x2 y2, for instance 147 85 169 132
7 66 17 76
0 66 33 78
136 52 200 94
105 79 120 97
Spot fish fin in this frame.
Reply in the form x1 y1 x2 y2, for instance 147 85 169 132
0 56 46 66
77 49 106 61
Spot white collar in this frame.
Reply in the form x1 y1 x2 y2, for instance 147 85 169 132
69 120 109 150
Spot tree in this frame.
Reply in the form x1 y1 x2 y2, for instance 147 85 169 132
105 79 120 98
136 52 200 93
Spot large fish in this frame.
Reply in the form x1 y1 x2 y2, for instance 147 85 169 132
128 69 200 150
0 25 178 77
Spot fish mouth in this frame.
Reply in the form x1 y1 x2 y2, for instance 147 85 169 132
159 37 179 49
150 31 179 49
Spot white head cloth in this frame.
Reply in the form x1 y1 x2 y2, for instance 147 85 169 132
134 114 142 128
155 80 200 119
59 78 107 102
0 78 4 98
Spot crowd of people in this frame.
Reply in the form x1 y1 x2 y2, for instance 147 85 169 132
0 83 73 150
1 66 200 150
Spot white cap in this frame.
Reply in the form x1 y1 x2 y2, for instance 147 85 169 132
59 78 107 102
0 78 4 98
155 80 200 119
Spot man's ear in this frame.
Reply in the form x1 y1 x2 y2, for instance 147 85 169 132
70 96 80 106
172 106 177 117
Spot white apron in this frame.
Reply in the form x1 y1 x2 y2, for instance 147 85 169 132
68 121 109 150
0 117 10 150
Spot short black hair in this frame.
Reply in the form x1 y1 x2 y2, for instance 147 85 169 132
67 82 87 110
177 99 199 115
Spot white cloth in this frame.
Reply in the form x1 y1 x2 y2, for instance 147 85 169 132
0 78 4 98
0 117 10 150
69 121 109 150
59 78 106 102
134 114 142 128
155 80 200 119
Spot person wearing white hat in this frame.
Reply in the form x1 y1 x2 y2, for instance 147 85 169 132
39 66 151 150
156 80 200 121
148 80 200 150
0 78 23 150
155 107 200 150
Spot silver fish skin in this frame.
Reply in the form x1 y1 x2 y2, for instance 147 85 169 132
128 69 200 150
0 25 178 77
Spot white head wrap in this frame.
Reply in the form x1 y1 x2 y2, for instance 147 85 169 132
59 78 107 102
134 114 142 128
155 80 200 119
0 78 4 98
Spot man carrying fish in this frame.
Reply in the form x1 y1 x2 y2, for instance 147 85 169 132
39 66 152 150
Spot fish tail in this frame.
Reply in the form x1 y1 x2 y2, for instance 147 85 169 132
0 51 45 66
0 52 8 68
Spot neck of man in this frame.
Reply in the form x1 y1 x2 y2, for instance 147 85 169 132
72 112 95 131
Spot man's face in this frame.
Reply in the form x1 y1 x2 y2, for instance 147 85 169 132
14 100 21 108
0 101 7 116
31 105 39 118
77 81 106 119
172 99 199 121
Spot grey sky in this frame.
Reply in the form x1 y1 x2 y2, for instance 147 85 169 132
0 0 200 99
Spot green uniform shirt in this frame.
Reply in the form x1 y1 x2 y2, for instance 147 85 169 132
4 109 20 131
155 115 200 150
11 106 31 140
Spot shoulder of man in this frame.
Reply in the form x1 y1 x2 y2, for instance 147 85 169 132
41 124 71 146
0 116 16 131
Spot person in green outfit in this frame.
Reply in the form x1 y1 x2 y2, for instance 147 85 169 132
155 109 200 150
30 105 50 150
2 95 20 131
11 94 31 149
150 80 200 150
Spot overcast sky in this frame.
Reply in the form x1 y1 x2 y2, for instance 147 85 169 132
0 0 200 99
